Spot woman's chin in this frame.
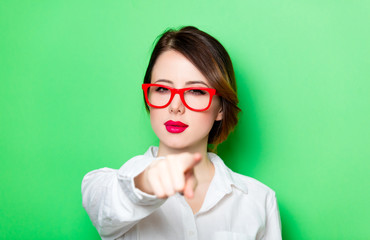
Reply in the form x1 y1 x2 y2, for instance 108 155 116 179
161 141 190 151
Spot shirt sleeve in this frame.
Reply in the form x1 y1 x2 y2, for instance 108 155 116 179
81 155 166 240
262 191 282 240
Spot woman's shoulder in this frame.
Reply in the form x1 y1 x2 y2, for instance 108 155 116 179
210 152 276 198
233 172 276 196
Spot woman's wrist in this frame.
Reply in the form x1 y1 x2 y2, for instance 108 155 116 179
134 170 154 195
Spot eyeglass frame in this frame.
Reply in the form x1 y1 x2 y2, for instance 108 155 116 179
142 83 220 112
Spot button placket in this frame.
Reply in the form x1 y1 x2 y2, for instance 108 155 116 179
177 193 198 240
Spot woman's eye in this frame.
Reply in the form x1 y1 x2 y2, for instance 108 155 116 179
155 87 169 92
189 89 207 95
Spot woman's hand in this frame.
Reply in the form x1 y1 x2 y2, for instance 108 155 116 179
134 153 202 199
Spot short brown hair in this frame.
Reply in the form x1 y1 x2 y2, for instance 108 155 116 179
143 26 241 150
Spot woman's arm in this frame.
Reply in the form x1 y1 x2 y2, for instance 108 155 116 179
82 153 201 239
81 156 165 240
262 192 282 240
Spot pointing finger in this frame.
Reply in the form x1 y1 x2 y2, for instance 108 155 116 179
183 169 198 199
180 153 202 172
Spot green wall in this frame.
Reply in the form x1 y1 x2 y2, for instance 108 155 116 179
1 0 369 239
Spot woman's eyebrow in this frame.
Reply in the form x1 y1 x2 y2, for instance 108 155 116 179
154 79 210 87
154 79 173 84
185 81 209 87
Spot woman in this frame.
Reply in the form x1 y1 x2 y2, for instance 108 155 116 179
82 26 282 240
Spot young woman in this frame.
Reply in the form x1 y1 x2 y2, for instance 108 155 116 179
82 26 282 240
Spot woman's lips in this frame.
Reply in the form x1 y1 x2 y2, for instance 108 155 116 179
164 120 189 133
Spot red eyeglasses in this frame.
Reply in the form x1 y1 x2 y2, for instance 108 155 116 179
142 84 219 112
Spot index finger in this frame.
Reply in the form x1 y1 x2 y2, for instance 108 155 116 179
179 153 202 172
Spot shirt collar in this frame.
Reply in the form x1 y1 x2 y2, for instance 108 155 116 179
208 152 249 195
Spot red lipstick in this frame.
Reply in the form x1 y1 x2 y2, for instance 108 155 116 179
164 120 189 133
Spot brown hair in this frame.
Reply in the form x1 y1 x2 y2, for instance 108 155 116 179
143 26 241 150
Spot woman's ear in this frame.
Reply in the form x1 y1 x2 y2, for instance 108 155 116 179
215 106 223 121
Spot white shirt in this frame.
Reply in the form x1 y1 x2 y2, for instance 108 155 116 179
81 146 282 240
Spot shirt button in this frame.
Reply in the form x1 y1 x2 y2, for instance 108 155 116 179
189 230 195 236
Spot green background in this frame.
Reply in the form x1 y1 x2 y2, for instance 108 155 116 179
1 0 369 239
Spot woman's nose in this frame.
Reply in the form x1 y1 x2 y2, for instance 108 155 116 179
169 93 185 114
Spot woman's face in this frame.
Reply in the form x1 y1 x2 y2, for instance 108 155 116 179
149 50 223 152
